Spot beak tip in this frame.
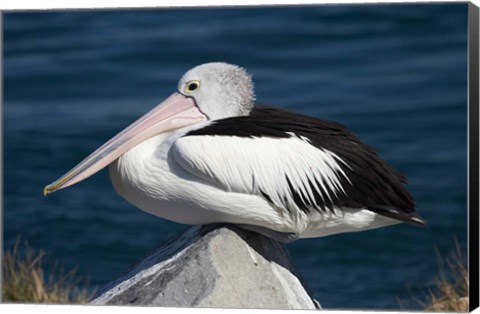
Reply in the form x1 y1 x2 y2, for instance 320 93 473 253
43 185 51 197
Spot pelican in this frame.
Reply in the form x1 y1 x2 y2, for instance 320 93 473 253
44 62 425 242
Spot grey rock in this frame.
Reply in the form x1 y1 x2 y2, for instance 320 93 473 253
90 224 321 309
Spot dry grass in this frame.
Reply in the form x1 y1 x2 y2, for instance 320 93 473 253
2 240 93 304
422 242 469 312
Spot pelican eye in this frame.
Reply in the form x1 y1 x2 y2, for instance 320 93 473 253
185 80 200 93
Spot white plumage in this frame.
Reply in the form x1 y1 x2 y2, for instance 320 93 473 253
173 134 351 213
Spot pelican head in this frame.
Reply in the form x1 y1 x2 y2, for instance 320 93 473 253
44 62 255 195
179 62 255 120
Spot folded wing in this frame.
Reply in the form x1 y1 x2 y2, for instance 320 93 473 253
172 106 425 226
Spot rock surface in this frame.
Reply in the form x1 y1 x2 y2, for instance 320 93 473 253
90 224 320 309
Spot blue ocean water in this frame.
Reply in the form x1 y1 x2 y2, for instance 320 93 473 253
3 3 468 310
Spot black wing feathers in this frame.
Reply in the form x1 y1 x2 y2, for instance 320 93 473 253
186 105 425 227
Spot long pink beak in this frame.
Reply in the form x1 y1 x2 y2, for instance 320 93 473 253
44 93 206 196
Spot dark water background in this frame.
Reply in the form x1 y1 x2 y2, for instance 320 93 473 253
3 3 468 310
